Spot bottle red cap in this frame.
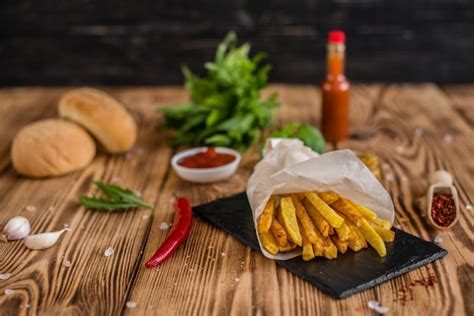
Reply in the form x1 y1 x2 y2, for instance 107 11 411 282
328 30 345 43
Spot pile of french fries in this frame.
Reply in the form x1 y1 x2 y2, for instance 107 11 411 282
257 191 395 260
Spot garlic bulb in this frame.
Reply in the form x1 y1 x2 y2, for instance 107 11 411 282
2 216 31 241
23 228 70 250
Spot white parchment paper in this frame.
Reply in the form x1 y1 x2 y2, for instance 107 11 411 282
247 138 395 260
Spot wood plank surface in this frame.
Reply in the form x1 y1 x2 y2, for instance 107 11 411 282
0 84 472 316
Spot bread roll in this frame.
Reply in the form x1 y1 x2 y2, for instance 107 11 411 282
58 88 137 153
11 119 96 177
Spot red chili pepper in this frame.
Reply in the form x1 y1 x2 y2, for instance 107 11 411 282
145 197 193 268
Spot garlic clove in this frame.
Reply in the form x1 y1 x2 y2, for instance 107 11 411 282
23 228 71 250
2 216 31 241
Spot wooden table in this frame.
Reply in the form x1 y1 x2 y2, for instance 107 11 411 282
0 84 472 316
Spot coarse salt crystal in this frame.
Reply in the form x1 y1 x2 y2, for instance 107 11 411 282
367 300 379 310
25 205 36 212
395 224 402 229
64 224 70 228
375 305 389 314
159 222 170 230
235 277 240 282
221 252 226 257
4 289 14 295
466 204 473 211
104 247 114 257
63 260 72 268
126 301 137 308
414 128 424 137
0 273 12 280
443 134 453 144
434 236 443 244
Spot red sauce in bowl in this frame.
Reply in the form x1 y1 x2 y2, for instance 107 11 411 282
178 147 236 169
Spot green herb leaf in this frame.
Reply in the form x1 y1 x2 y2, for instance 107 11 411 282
80 182 153 212
158 32 280 151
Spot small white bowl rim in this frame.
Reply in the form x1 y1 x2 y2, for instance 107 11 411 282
171 147 241 174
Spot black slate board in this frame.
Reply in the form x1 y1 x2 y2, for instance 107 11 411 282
192 192 448 299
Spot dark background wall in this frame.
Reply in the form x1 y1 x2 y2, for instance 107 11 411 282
1 0 474 86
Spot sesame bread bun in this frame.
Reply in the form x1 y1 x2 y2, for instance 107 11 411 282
58 88 137 153
11 119 96 177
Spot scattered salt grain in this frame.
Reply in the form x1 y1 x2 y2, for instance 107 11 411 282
395 146 405 154
367 300 388 314
25 205 36 212
24 304 30 308
375 305 389 314
414 128 424 137
159 222 170 230
443 133 453 144
466 204 473 211
367 300 379 310
221 252 226 257
234 277 240 282
104 247 114 257
0 273 12 280
381 163 390 170
434 236 443 244
63 260 72 268
4 289 14 295
63 224 70 228
395 224 402 229
385 174 395 182
208 245 214 249
142 214 150 220
126 301 137 309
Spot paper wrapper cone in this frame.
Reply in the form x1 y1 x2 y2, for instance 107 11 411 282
247 138 395 260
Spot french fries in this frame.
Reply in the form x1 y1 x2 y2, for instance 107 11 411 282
302 198 330 237
348 200 377 221
304 192 344 228
331 199 364 226
300 223 316 261
318 191 340 205
270 217 289 247
257 191 395 260
259 231 279 255
258 196 275 233
292 195 319 243
280 197 303 246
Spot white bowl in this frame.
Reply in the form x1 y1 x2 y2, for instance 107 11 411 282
171 147 241 183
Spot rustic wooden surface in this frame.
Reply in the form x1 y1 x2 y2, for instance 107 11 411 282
0 84 472 316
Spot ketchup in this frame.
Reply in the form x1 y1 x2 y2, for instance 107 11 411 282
321 30 350 143
178 147 235 169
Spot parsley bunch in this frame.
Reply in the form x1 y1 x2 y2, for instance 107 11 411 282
158 32 279 151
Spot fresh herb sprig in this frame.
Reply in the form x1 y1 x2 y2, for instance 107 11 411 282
158 32 279 151
80 181 152 212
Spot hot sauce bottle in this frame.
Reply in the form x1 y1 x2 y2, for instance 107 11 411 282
321 30 350 144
